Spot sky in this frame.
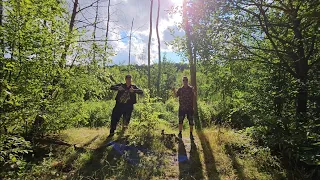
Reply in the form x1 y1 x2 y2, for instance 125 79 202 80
68 0 185 65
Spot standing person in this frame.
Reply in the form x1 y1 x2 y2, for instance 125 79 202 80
109 74 143 137
173 76 196 140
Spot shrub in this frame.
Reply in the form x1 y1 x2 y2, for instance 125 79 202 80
0 135 32 179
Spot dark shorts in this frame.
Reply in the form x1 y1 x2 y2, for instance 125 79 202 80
178 109 194 125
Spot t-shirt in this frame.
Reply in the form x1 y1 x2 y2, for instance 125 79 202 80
177 85 194 110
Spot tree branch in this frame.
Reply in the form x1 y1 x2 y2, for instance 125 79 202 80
73 36 128 43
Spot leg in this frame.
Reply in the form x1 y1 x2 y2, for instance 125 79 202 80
178 109 185 138
187 110 195 140
123 105 133 131
110 104 122 135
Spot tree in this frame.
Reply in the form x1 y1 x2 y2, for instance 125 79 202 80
61 0 78 68
183 0 198 118
92 0 99 64
129 18 134 68
0 0 3 57
104 0 111 71
196 0 320 117
148 0 153 90
156 0 161 97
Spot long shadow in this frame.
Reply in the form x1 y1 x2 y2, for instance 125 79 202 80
189 140 204 180
62 135 101 173
69 131 125 179
82 135 100 147
178 139 189 180
195 117 220 180
70 129 166 179
225 144 246 180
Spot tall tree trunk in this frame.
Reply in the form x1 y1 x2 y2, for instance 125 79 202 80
0 0 3 57
156 0 161 97
129 18 134 68
92 1 99 64
104 0 111 71
292 15 308 117
0 0 3 80
183 0 198 119
148 0 153 90
61 0 78 68
192 44 198 118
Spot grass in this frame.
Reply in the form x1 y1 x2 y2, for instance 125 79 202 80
21 122 286 179
59 127 110 149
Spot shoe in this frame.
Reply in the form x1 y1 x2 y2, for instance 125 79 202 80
190 133 194 141
178 133 182 139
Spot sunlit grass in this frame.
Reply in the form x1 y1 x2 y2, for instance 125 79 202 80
196 126 285 180
25 123 285 179
60 127 110 149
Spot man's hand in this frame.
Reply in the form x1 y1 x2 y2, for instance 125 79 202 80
118 86 125 91
129 87 134 93
192 87 196 93
172 88 177 97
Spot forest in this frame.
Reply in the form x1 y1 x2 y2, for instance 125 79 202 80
1 0 319 179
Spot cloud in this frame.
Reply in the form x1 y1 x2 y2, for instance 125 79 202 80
71 0 184 65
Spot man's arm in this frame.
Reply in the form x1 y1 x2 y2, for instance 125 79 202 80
192 86 196 97
132 85 143 94
110 83 122 91
172 88 180 97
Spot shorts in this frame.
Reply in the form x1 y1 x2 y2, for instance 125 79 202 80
178 109 194 126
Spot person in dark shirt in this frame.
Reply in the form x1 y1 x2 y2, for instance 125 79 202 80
109 74 143 137
173 76 196 140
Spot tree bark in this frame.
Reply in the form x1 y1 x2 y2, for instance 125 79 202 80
92 0 99 64
61 0 78 68
104 0 111 71
129 18 134 68
0 0 4 57
293 18 308 115
156 0 161 97
148 0 153 90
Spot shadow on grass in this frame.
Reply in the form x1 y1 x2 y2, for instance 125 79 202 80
62 135 101 172
189 140 204 180
195 118 220 180
69 129 166 179
225 144 246 180
68 131 125 179
178 139 189 180
178 139 204 180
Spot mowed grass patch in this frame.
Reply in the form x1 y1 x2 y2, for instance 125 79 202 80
60 127 110 149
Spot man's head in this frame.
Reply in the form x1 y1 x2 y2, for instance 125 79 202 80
125 74 132 85
182 76 188 86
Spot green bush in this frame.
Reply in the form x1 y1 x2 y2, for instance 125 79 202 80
0 135 32 179
198 101 216 127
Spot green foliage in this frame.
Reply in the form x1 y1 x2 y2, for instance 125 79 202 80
198 101 215 127
0 135 32 178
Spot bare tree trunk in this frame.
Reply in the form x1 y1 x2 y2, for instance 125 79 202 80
156 0 161 97
0 0 3 81
92 1 99 64
0 0 4 57
192 44 198 118
183 0 198 119
128 18 134 68
148 0 153 90
60 0 78 68
104 0 111 71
